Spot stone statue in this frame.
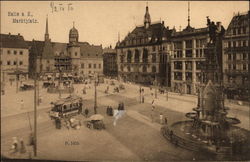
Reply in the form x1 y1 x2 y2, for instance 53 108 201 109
207 16 225 44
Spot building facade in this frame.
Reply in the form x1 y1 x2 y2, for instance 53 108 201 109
222 11 250 100
116 6 173 86
28 17 103 78
0 33 29 83
170 26 210 94
103 46 118 78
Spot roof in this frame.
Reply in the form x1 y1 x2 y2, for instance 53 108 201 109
0 33 29 49
225 11 249 35
117 22 173 48
27 40 103 59
53 95 82 105
52 42 67 56
171 27 208 38
79 42 103 58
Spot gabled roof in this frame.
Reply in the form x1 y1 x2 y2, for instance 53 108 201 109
118 22 173 48
79 42 103 58
27 40 103 59
0 33 29 49
27 40 44 57
225 11 249 35
52 42 67 56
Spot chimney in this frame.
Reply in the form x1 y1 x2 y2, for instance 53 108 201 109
162 21 164 25
8 32 11 35
18 33 20 36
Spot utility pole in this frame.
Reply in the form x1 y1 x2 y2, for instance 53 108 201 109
16 58 19 93
139 84 142 103
154 78 157 99
94 72 98 114
34 73 37 157
59 68 62 99
166 54 169 101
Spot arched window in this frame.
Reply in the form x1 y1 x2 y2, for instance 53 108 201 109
134 49 140 63
127 50 132 63
143 66 147 73
152 66 156 73
143 49 148 63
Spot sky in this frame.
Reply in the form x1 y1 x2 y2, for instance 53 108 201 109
1 1 249 48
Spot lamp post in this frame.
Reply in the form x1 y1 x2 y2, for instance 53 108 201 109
33 72 37 157
94 72 98 114
154 77 157 99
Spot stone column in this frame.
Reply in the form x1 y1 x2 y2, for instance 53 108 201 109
192 38 196 58
139 49 143 63
182 60 186 93
192 61 196 94
131 50 134 63
182 40 186 58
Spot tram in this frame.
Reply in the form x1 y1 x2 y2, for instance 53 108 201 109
49 95 83 119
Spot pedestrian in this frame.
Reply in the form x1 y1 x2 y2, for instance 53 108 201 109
11 137 19 154
19 138 26 153
20 99 24 109
106 106 110 115
160 113 163 124
151 99 155 111
85 108 89 117
165 117 168 125
142 95 145 103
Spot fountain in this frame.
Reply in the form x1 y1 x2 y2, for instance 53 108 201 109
161 17 250 159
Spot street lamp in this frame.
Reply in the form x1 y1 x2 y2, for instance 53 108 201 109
33 72 38 157
94 72 98 114
154 77 157 99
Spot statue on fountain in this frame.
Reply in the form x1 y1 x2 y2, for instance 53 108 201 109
207 16 225 44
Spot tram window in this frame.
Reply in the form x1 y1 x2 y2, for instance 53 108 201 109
63 105 67 111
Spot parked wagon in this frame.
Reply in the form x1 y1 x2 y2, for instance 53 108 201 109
19 84 34 91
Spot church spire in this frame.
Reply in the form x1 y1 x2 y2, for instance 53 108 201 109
45 15 49 41
144 3 151 29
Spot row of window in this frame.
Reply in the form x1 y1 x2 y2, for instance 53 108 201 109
173 72 203 82
81 63 102 69
0 60 23 66
230 26 247 36
4 50 24 55
120 65 156 73
228 53 248 60
225 40 248 48
173 39 207 49
174 61 203 70
228 63 248 70
173 49 205 58
68 51 100 57
226 76 248 85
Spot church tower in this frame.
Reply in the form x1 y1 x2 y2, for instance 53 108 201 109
68 22 80 76
144 5 151 29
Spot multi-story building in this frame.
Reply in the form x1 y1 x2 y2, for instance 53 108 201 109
116 5 173 86
103 46 118 78
170 26 210 94
79 42 103 77
0 33 29 83
222 11 250 100
28 17 103 78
